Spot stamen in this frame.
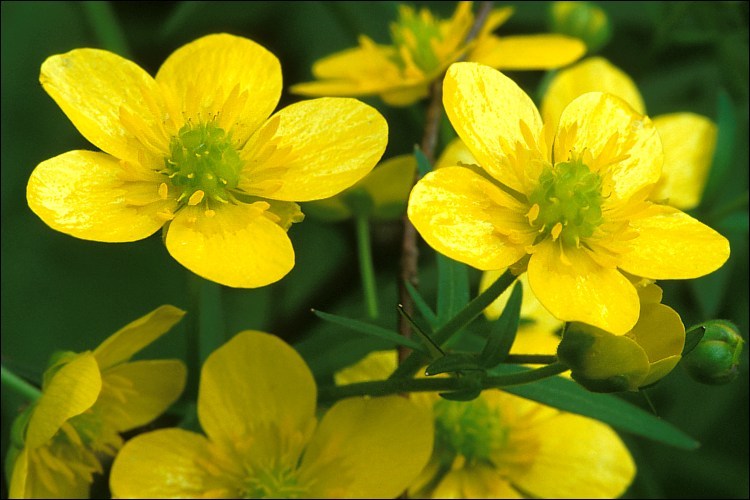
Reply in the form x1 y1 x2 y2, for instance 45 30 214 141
188 190 205 206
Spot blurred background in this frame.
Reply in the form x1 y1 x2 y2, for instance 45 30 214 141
2 1 748 498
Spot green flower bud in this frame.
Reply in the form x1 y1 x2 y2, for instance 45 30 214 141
682 320 744 385
549 1 612 53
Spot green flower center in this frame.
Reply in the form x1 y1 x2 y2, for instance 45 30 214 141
390 6 443 72
433 397 507 466
528 158 604 247
165 121 243 206
242 465 308 499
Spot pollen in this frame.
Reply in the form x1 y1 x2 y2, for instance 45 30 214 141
188 190 205 206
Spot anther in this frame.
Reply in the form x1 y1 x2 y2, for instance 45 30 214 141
188 190 205 206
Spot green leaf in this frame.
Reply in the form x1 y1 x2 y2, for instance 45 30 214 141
312 309 426 353
493 364 699 450
479 282 522 368
439 388 483 401
436 254 469 327
414 145 433 177
404 281 439 329
397 305 443 359
682 325 707 356
425 353 483 376
702 90 736 206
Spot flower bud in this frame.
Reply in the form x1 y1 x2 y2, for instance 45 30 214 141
682 320 744 385
549 1 612 53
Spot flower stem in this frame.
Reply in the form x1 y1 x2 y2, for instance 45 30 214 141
186 273 225 399
355 213 379 319
1 365 41 402
81 1 133 58
318 362 568 404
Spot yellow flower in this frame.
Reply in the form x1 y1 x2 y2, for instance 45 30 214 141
291 2 585 106
541 56 718 210
109 331 433 498
336 351 635 498
8 306 186 499
557 283 686 392
27 34 387 288
408 62 730 334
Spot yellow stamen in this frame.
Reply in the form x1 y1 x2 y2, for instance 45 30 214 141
551 222 563 241
526 203 540 224
158 182 169 199
188 190 205 206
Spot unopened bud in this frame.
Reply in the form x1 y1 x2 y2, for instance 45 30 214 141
549 1 612 53
683 320 744 385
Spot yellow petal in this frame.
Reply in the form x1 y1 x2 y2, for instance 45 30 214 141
541 57 645 129
528 241 639 334
26 353 101 450
240 98 387 201
27 151 172 242
301 396 433 499
642 355 682 387
511 413 635 498
110 428 241 498
362 154 417 219
619 204 730 279
408 167 531 270
334 350 398 386
97 360 186 432
11 447 93 499
632 302 685 363
480 7 515 35
432 467 522 499
555 92 662 201
92 305 185 370
156 33 281 146
198 331 316 452
435 137 480 170
651 113 717 209
9 448 29 499
165 203 294 288
471 34 586 71
443 62 545 194
40 48 167 162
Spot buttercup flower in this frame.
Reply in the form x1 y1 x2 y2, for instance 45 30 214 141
8 306 186 498
336 351 635 498
541 56 718 210
408 62 730 334
110 331 433 498
27 34 387 288
291 2 585 106
557 283 686 392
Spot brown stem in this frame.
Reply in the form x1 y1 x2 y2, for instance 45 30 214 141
397 1 495 363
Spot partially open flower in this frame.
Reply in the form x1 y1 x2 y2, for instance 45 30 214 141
557 284 686 392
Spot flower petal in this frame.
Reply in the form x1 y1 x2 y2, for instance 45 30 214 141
301 396 433 499
528 241 639 334
443 62 545 194
198 331 316 452
239 97 387 201
511 413 635 498
541 57 645 129
408 167 531 270
165 203 295 288
155 33 281 146
11 447 93 499
97 360 186 432
110 428 241 498
26 353 101 449
471 34 585 71
555 92 663 201
619 204 730 279
650 113 717 209
27 151 172 242
40 48 166 161
433 466 522 499
92 305 185 370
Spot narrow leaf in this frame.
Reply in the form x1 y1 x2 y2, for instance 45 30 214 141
425 353 483 376
437 254 470 326
682 325 706 356
312 310 426 353
702 90 736 205
492 364 699 449
479 282 522 368
414 145 433 177
404 281 438 329
397 305 443 359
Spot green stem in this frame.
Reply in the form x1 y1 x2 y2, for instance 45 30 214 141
319 362 568 404
1 365 41 402
504 354 559 365
390 270 516 379
81 1 132 58
355 213 379 319
186 273 225 399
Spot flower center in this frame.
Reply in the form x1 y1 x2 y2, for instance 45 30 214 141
389 5 443 73
242 465 308 499
164 121 243 206
433 397 507 466
528 157 604 247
